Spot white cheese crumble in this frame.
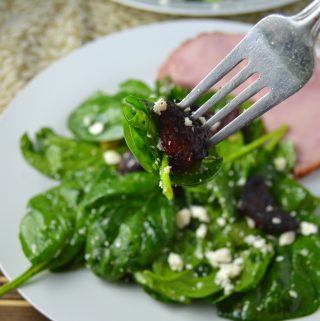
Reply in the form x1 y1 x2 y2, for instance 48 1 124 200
300 248 309 256
31 244 37 254
190 206 210 223
215 263 242 294
186 263 193 270
279 231 296 246
157 140 164 151
153 98 167 115
195 224 207 239
246 217 256 229
276 256 284 262
233 257 244 266
266 205 274 212
300 221 318 236
83 115 92 126
237 177 246 186
168 252 184 271
184 117 193 127
205 248 232 267
163 166 172 174
211 121 221 131
274 157 287 171
217 217 226 227
289 290 298 299
244 235 272 254
88 122 104 135
199 116 206 125
176 208 192 229
78 227 86 235
194 248 204 259
103 150 122 165
272 217 281 224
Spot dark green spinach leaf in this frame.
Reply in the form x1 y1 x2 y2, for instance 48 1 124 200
20 128 106 182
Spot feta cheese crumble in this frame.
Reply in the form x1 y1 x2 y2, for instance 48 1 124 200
31 244 37 254
272 217 281 224
215 263 242 294
103 150 122 165
246 217 255 229
88 122 104 135
195 224 207 239
279 231 296 246
300 221 318 236
168 253 184 271
153 98 167 115
274 157 287 171
199 116 206 125
217 217 226 227
83 115 92 126
244 235 273 254
176 208 191 229
184 117 193 127
266 205 274 212
205 248 232 267
289 290 298 299
190 206 210 223
163 166 172 174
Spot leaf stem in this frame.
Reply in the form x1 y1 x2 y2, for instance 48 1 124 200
224 125 288 163
160 155 174 200
0 261 48 297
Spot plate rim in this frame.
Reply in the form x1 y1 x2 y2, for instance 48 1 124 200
113 0 300 16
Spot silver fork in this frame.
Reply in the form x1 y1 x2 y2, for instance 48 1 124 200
178 0 320 146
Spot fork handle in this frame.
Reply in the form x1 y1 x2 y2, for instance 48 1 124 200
294 0 320 39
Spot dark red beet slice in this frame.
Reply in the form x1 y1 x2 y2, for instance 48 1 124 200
154 101 208 171
239 175 299 234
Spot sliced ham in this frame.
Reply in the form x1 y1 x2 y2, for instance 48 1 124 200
158 32 320 177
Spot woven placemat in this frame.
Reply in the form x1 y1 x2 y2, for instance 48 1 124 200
0 0 309 113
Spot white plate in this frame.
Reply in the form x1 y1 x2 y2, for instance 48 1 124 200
113 0 300 16
0 19 319 321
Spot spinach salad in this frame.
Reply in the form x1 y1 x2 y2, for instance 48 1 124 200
1 79 320 321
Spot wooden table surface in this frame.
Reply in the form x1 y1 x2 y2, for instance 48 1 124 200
0 271 49 321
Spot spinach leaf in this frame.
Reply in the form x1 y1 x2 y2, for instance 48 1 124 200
78 172 175 281
67 92 124 142
0 182 83 296
19 184 77 266
20 128 106 182
119 79 153 98
218 236 320 321
122 96 159 176
85 193 175 281
67 80 153 143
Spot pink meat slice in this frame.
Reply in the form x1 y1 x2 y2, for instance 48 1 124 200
158 32 320 177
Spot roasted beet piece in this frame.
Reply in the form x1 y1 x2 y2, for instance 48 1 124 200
155 101 208 171
118 151 143 175
239 175 299 234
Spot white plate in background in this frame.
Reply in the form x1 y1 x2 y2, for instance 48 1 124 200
114 0 300 16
